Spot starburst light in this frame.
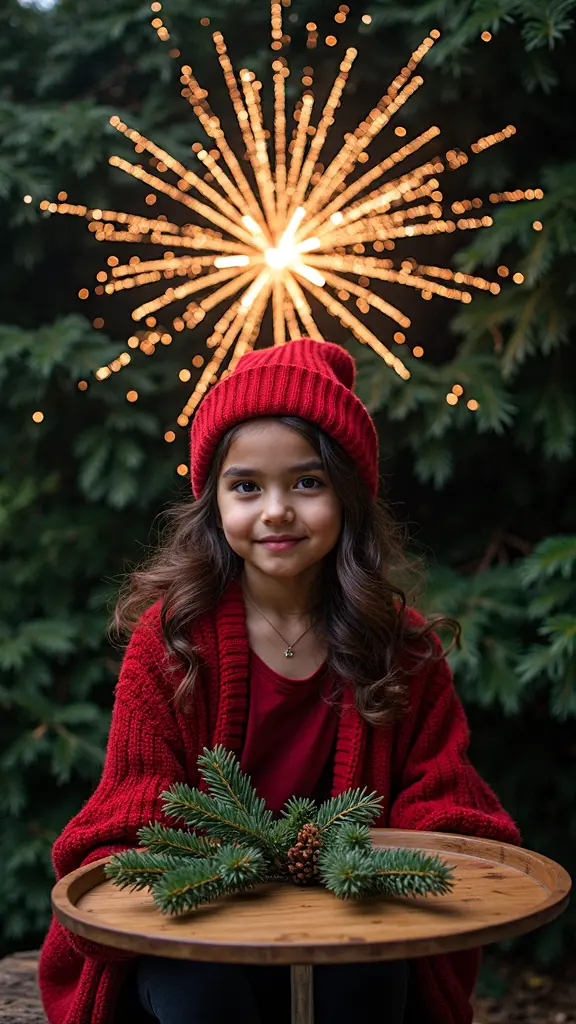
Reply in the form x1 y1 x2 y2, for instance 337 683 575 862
40 1 544 436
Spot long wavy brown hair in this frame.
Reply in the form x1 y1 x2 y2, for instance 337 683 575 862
114 415 460 726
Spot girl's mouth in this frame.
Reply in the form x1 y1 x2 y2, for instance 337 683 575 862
257 538 304 551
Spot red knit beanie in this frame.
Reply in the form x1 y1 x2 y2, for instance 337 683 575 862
190 338 379 498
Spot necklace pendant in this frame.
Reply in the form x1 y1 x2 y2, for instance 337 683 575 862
284 647 295 658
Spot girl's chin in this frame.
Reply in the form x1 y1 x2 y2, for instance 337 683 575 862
247 552 318 576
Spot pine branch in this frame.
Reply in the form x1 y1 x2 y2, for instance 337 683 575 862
160 782 275 851
279 795 318 825
268 796 320 854
318 845 456 900
196 744 269 819
104 849 186 891
137 822 221 858
315 788 384 833
324 821 373 854
150 845 267 915
150 857 224 914
317 846 374 897
106 748 456 915
368 848 456 898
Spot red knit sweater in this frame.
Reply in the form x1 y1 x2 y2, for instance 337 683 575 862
38 578 521 1024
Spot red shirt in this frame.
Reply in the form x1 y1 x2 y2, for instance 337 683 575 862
240 651 337 814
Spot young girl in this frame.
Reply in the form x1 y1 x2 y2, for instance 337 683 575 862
39 337 521 1024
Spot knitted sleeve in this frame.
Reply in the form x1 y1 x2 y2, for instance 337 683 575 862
389 643 521 1024
51 606 188 960
389 645 521 845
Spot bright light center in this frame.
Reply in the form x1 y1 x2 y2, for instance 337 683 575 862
264 243 297 270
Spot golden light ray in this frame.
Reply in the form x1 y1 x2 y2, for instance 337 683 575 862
284 294 301 340
318 268 411 329
287 92 314 198
286 46 358 217
272 276 286 346
283 273 324 341
305 254 473 303
272 65 287 224
228 272 273 372
180 61 266 228
240 70 277 230
302 126 442 237
303 72 427 220
43 3 544 442
109 117 247 229
298 276 410 379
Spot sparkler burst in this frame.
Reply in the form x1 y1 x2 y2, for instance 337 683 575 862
41 1 543 433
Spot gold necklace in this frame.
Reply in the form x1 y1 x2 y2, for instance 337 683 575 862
243 591 313 658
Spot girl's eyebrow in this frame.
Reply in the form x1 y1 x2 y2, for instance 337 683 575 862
221 458 325 478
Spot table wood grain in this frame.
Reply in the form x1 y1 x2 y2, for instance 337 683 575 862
52 829 571 965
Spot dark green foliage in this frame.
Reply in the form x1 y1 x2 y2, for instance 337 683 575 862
315 789 385 831
1 0 575 965
159 782 275 845
318 846 455 900
105 747 455 914
137 822 222 858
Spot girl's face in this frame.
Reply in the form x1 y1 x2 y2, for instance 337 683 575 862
216 419 342 580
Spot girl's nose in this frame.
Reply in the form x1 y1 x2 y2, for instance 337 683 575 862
261 491 294 522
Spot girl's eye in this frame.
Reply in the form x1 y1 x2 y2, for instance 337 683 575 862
231 477 323 494
232 481 259 494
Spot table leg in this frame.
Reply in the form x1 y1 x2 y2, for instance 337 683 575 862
290 964 314 1024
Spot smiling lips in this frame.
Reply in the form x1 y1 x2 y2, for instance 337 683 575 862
257 535 304 549
258 535 302 542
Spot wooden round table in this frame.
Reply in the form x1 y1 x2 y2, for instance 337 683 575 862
52 828 571 1024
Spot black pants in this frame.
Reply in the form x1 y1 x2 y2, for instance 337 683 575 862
124 955 409 1024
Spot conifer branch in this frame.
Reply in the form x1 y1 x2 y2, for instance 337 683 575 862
315 788 384 832
106 747 456 915
137 822 221 858
318 846 455 900
104 849 186 891
159 782 275 850
196 744 269 819
150 845 267 915
325 821 373 854
268 796 320 854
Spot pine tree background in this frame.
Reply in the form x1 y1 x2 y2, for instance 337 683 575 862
1 0 575 985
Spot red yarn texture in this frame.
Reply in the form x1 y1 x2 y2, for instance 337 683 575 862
189 337 380 498
39 578 521 1024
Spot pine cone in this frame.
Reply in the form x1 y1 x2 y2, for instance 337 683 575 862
287 823 322 885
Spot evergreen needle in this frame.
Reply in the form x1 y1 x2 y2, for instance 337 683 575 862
107 747 456 914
